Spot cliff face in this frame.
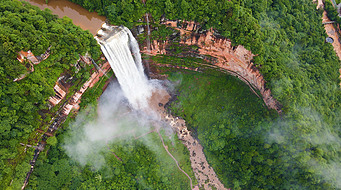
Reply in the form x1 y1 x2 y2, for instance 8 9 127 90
320 2 341 85
143 21 282 113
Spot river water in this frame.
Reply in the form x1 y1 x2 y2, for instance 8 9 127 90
23 0 106 35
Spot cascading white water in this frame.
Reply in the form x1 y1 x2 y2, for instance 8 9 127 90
96 25 153 110
146 14 151 53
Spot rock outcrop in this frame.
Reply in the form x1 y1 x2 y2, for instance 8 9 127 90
320 1 341 86
142 21 282 114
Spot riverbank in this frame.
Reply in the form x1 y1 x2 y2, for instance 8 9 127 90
22 0 105 35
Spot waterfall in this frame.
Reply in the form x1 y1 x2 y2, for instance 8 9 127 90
90 58 109 78
96 24 152 110
144 13 151 75
146 13 151 53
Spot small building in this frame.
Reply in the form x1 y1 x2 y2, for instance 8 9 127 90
15 47 51 82
17 50 39 64
137 25 145 35
17 46 51 65
49 84 67 106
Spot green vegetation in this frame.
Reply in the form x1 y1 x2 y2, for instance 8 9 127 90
68 0 145 28
1 0 341 189
0 0 101 188
333 0 341 5
27 82 196 189
140 0 340 188
169 71 274 188
155 1 341 188
69 0 340 111
325 0 341 24
28 129 195 190
167 69 339 189
78 70 114 109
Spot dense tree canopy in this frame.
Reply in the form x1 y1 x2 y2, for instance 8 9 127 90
169 69 340 189
27 82 195 190
1 0 341 189
160 0 341 189
325 0 341 24
0 0 101 188
28 131 195 190
67 0 339 188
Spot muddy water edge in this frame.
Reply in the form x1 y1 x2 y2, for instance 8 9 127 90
22 0 106 35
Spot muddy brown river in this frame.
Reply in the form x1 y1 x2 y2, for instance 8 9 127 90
22 0 106 35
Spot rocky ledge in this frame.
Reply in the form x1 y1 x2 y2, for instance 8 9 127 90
142 21 282 114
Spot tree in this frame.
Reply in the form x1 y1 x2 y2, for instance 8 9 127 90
46 136 58 146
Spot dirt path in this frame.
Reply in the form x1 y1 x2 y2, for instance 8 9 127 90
156 129 194 189
161 113 228 190
102 120 195 189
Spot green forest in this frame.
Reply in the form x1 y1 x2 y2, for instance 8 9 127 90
1 0 341 189
27 115 196 189
27 77 196 190
0 0 101 188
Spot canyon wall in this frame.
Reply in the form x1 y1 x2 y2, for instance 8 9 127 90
320 0 341 86
142 21 282 114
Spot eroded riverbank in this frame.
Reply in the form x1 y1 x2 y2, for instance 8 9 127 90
142 21 283 114
22 0 105 35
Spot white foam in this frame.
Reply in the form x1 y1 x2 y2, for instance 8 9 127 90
96 26 153 110
101 23 111 30
97 29 106 36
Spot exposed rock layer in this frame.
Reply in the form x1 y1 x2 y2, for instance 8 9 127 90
320 1 341 86
142 21 282 114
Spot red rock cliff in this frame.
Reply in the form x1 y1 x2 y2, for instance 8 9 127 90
143 21 282 114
